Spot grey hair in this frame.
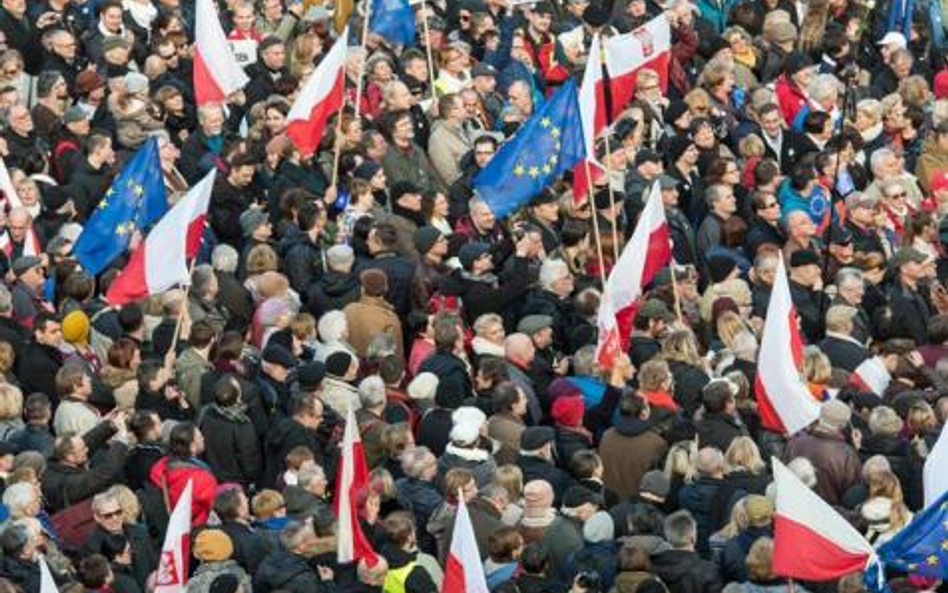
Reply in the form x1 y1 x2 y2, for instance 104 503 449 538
754 250 779 273
401 446 435 479
197 102 224 124
808 74 841 104
91 490 120 514
836 267 863 289
359 375 386 408
473 313 503 337
705 184 730 206
870 148 895 176
0 285 11 314
664 510 697 548
539 259 569 291
190 264 216 297
318 310 348 343
297 463 325 488
825 305 857 333
211 244 239 274
788 456 818 488
279 520 315 551
2 483 36 519
572 345 598 376
366 332 397 360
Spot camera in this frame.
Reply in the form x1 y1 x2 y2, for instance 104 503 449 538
576 571 602 592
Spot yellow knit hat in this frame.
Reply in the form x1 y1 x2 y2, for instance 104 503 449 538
62 310 90 345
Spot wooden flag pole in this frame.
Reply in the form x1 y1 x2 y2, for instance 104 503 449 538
667 259 684 326
167 257 198 363
602 135 621 262
420 0 438 100
353 1 372 119
584 160 608 288
330 66 348 190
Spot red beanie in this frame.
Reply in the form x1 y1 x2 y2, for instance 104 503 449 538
551 396 585 428
936 70 948 100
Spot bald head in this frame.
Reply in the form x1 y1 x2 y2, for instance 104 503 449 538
695 447 725 478
505 333 536 366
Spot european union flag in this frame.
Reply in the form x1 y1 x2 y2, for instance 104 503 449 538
473 79 586 218
369 0 415 45
868 489 948 591
74 137 168 275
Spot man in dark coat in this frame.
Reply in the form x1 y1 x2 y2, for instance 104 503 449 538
254 521 332 593
694 380 748 455
516 426 576 506
16 312 64 406
359 222 417 318
306 244 361 317
199 376 262 488
820 305 872 372
244 37 290 106
787 249 829 343
216 486 273 573
520 259 586 353
418 317 474 405
651 510 722 592
438 239 532 326
599 392 668 501
888 247 933 345
0 0 44 74
41 420 127 513
261 391 328 489
83 489 158 589
67 131 114 220
280 201 326 296
678 448 743 557
209 153 259 249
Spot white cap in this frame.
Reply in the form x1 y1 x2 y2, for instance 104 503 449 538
877 32 907 48
450 406 486 445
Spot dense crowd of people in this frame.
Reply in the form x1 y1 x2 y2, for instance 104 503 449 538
0 0 947 592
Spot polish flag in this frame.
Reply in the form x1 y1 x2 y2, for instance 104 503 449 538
924 423 948 507
573 33 606 204
602 14 671 122
0 157 21 210
595 289 623 369
596 180 670 354
336 408 378 566
106 170 215 305
0 227 41 258
442 496 490 593
772 458 875 580
849 356 892 396
754 254 821 435
194 0 250 105
154 479 193 593
287 29 348 157
39 556 57 593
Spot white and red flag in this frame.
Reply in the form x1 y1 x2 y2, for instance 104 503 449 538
336 408 379 565
602 14 672 122
286 29 348 157
772 458 875 580
39 555 57 593
596 180 670 363
154 479 194 593
194 0 250 105
753 254 821 435
106 170 215 305
573 32 606 204
442 495 490 593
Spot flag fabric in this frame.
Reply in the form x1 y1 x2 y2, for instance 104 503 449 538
754 254 821 435
334 0 354 32
573 32 607 204
873 488 948 586
74 137 168 276
887 0 914 40
850 356 893 396
925 423 948 508
286 30 347 157
772 457 876 581
602 14 672 121
369 0 416 45
39 555 57 593
336 408 379 565
106 170 215 305
0 227 40 258
0 156 21 210
194 0 250 105
596 180 670 355
442 496 490 593
154 479 193 593
595 289 623 369
473 79 586 218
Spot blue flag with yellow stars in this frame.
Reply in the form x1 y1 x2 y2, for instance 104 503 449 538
74 137 168 276
866 489 948 591
473 78 586 218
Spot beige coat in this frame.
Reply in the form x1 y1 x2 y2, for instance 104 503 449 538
344 295 404 361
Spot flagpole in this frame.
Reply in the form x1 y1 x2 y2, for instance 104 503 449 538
603 136 621 262
331 61 348 191
584 160 608 288
354 1 372 119
788 579 797 593
420 0 438 101
167 257 198 363
668 260 684 325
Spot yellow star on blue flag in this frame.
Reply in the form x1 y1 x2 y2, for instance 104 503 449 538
74 137 168 275
473 79 586 218
870 488 948 589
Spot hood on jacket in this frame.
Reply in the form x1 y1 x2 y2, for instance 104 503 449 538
613 415 654 438
317 270 360 298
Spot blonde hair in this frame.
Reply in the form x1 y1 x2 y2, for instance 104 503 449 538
109 485 142 523
684 87 712 115
0 342 14 375
664 440 697 484
638 359 671 392
869 406 904 437
745 537 777 582
725 436 766 475
738 134 765 158
716 311 749 349
662 329 704 367
899 74 931 109
245 244 279 276
0 384 23 420
906 401 937 436
494 464 523 501
803 346 831 385
867 469 911 529
715 496 750 540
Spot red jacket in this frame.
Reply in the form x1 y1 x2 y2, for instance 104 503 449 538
149 456 219 527
775 74 808 126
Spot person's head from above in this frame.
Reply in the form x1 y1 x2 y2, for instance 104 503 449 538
519 426 555 460
828 225 855 264
54 432 89 468
56 361 92 401
664 509 698 551
445 467 478 504
637 359 672 394
892 246 930 287
788 248 822 287
855 98 883 134
505 332 536 367
702 378 738 416
169 421 205 460
783 209 816 243
198 102 225 137
880 178 909 210
227 152 257 187
695 446 726 479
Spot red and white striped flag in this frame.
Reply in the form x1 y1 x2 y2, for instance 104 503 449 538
336 408 378 565
106 170 215 305
442 495 489 593
772 458 875 580
596 180 670 359
39 555 56 593
602 14 672 122
849 356 891 396
154 479 193 593
754 254 821 435
194 0 249 105
0 157 21 210
573 32 606 204
286 30 348 157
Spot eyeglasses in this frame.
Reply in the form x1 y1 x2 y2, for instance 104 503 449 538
761 201 779 209
888 192 907 199
97 509 123 520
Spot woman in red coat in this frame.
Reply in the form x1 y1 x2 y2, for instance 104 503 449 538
148 422 219 527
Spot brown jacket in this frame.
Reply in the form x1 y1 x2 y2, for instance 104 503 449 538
784 425 861 506
599 418 668 500
343 294 404 361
